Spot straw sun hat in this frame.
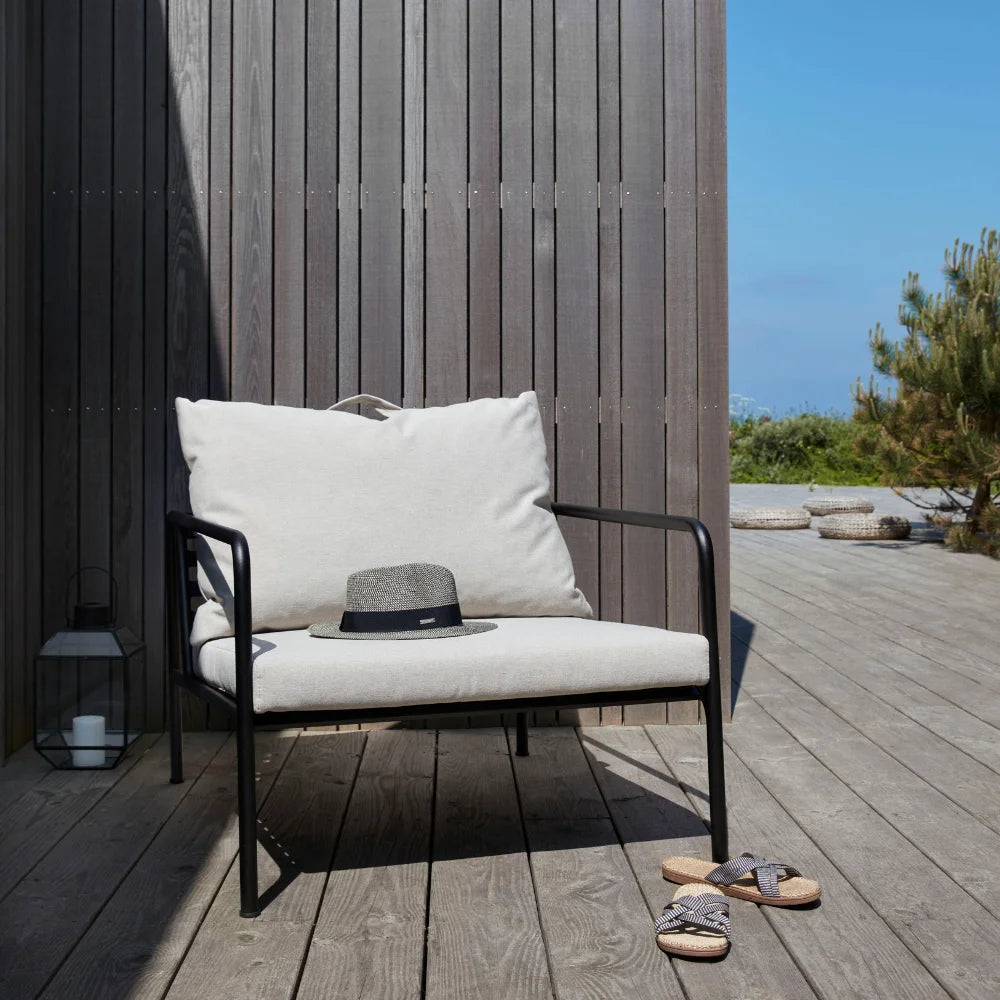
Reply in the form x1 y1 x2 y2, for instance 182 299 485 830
309 563 497 640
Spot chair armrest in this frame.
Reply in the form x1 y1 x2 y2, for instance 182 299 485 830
165 511 254 706
551 502 722 715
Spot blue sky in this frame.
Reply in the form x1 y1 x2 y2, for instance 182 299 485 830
728 1 1000 417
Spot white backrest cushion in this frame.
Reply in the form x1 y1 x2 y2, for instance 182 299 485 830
176 392 593 644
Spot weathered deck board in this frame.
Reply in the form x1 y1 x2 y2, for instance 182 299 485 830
296 730 435 1000
40 732 293 1000
654 723 951 1000
725 699 1000 1000
735 529 1000 663
510 728 685 1000
3 525 1000 999
582 726 815 999
165 732 364 1000
0 734 219 999
425 729 550 1000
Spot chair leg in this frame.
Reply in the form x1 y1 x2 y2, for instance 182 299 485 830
168 676 183 784
704 689 728 863
515 712 529 756
236 710 260 918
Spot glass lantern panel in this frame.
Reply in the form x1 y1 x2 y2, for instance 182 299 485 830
38 630 124 658
35 655 137 768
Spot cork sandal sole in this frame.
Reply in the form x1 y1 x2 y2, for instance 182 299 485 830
662 855 821 906
655 885 730 958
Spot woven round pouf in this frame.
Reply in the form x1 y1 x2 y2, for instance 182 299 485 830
802 496 875 516
817 513 911 540
730 507 812 530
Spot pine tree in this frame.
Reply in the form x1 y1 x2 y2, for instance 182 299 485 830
853 229 1000 553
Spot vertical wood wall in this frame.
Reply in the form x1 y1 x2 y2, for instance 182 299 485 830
1 0 728 755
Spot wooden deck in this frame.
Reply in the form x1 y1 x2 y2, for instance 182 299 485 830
3 522 1000 999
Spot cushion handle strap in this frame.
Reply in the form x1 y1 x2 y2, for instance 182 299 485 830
327 394 401 412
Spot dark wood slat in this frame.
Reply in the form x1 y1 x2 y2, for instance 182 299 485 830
509 727 686 1000
499 0 532 397
296 730 435 1000
531 0 558 728
39 732 291 1000
78 0 114 604
583 726 816 999
554 1 600 726
111 0 147 722
425 729 551 999
0 0 6 762
304 0 338 408
1 0 40 754
360 0 404 403
337 0 361 404
620 0 666 725
664 0 700 723
424 0 468 406
596 0 623 725
142 0 168 733
166 0 211 730
653 722 950 1000
695 0 730 718
273 0 306 407
231 0 274 403
468 0 501 400
207 0 232 400
401 0 425 407
41 0 81 639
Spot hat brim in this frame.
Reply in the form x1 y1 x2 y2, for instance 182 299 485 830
308 620 498 640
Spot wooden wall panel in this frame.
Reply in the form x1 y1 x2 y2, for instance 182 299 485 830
696 0 732 717
468 0 502 400
425 0 468 406
79 1 114 606
499 0 533 397
273 0 307 407
112 0 148 727
620 0 667 725
554 1 600 726
401 0 425 408
143 0 168 731
41 2 82 639
664 0 701 722
231 0 273 404
2 0 730 753
360 0 404 403
304 0 338 408
597 0 624 725
337 0 361 405
1 0 8 757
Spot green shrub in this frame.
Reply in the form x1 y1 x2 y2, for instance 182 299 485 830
729 411 881 485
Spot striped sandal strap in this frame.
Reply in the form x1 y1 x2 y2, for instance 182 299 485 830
705 853 802 899
654 893 731 938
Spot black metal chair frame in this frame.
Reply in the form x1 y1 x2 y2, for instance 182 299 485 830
166 502 728 917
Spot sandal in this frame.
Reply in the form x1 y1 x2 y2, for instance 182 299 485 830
654 884 731 958
662 853 821 906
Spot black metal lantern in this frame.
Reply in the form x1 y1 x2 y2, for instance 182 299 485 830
34 568 145 769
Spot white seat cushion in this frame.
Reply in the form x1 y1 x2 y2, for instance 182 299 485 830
195 617 709 714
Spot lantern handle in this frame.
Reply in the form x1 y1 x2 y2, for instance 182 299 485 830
65 567 118 627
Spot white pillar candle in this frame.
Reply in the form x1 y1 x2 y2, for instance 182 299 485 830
72 715 106 767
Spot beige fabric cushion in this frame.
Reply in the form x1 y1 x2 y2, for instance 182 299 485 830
195 618 709 714
176 393 592 645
